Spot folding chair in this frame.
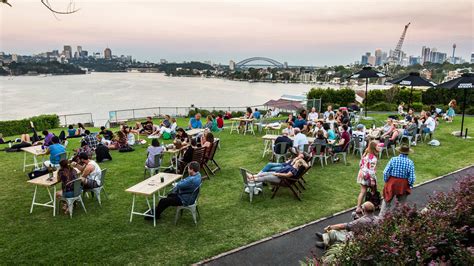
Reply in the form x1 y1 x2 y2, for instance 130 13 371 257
272 142 290 163
311 143 329 167
83 168 109 206
174 185 201 225
59 179 87 218
144 153 162 179
332 141 350 165
352 138 365 159
206 139 221 174
270 166 306 201
239 168 264 203
379 137 395 159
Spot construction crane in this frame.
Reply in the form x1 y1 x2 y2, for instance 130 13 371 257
388 22 411 64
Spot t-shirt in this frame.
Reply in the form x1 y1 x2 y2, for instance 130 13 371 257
293 119 307 130
67 129 76 137
162 119 171 128
217 117 224 128
339 131 351 151
308 112 319 121
424 117 436 132
48 143 66 164
146 146 164 168
352 130 366 146
276 164 298 176
323 111 334 120
293 133 309 151
327 129 336 140
101 130 114 140
253 111 261 119
189 118 202 129
44 133 54 146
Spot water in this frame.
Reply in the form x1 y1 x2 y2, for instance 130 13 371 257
0 72 311 122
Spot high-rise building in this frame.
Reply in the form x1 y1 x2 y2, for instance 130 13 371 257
80 50 88 57
229 60 236 71
368 55 376 66
77 46 83 57
451 44 456 64
409 56 421 65
421 46 431 64
471 53 474 63
361 52 370 65
74 51 79 59
430 51 447 64
374 49 383 66
63 45 72 59
12 54 18 62
104 47 112 60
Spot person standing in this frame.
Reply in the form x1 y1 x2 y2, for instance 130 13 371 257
356 141 378 213
446 99 456 122
379 143 415 217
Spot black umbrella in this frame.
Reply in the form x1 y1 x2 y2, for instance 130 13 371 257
436 72 474 137
388 72 437 109
347 67 388 117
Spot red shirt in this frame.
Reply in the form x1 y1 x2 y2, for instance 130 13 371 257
217 117 224 128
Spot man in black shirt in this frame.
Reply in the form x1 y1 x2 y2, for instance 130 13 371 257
274 131 293 154
99 126 114 141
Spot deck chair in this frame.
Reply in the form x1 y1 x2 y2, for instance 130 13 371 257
239 168 264 203
191 146 211 179
206 139 221 174
270 166 306 201
144 153 162 178
174 184 201 225
272 142 290 163
83 168 108 206
59 179 87 218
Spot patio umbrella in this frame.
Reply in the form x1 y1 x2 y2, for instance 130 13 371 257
347 66 388 117
388 72 437 109
436 72 474 137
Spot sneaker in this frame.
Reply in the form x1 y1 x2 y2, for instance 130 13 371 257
333 157 340 163
315 232 323 240
315 241 326 249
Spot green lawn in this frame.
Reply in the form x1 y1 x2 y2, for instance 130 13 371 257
0 114 473 264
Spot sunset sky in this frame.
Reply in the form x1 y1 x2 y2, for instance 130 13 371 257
1 0 472 65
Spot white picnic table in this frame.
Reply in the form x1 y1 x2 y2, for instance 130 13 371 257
125 173 183 227
186 128 205 137
230 117 255 135
22 145 47 172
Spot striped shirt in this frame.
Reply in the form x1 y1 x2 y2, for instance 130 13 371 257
383 154 416 188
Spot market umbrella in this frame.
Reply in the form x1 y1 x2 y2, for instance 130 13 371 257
347 66 388 117
388 72 437 109
436 72 474 137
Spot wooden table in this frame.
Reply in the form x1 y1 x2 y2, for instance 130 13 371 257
163 145 188 173
186 128 205 137
21 146 47 172
27 171 60 216
230 117 255 135
125 173 183 227
261 134 316 158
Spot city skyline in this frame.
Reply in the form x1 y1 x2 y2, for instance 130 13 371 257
0 0 472 65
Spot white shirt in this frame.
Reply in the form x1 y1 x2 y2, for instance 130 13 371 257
323 111 334 120
398 105 404 115
308 112 319 122
282 127 295 136
352 130 366 147
424 116 436 132
293 133 309 151
127 133 135 145
86 160 102 186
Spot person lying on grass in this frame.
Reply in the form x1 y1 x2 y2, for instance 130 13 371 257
246 157 308 184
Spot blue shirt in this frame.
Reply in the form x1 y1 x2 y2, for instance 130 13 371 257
293 118 307 129
189 118 202 129
327 129 336 140
48 143 66 164
67 128 76 137
383 154 416 188
173 172 202 205
253 111 261 119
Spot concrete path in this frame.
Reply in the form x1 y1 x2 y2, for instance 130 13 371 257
198 165 474 266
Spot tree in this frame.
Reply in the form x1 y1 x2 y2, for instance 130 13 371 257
1 0 79 14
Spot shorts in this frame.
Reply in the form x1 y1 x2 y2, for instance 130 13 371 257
63 191 75 198
83 179 99 189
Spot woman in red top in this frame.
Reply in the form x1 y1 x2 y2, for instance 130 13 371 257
216 114 224 129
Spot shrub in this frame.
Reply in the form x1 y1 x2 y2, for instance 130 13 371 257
411 102 423 112
397 88 422 104
365 90 386 106
369 102 397 112
324 175 474 265
0 114 59 137
466 107 474 115
307 87 355 109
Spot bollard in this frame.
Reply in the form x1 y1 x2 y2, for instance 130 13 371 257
465 128 468 139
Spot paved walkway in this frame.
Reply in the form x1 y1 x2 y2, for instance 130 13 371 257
199 165 474 266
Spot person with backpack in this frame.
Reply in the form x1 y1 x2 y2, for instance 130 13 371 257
356 141 379 214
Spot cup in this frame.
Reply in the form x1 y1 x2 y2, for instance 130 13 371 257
160 176 164 183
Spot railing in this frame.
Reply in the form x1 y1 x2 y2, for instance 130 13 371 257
58 113 94 127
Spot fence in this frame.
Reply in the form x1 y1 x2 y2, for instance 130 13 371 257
305 98 322 113
58 113 94 127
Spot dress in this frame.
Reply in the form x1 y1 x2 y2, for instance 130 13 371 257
356 153 377 186
447 107 455 118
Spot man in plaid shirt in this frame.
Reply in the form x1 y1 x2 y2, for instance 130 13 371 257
379 143 416 217
82 130 99 150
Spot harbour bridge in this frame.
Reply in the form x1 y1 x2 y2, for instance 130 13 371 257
235 57 285 69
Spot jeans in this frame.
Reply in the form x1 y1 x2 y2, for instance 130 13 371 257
153 193 183 218
422 128 431 134
260 163 284 173
254 172 281 183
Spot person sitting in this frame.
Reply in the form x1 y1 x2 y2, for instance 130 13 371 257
188 113 203 129
282 123 295 137
200 131 214 159
175 128 189 144
258 153 306 173
313 121 327 138
246 157 308 183
352 124 367 148
82 130 99 150
381 119 396 139
314 201 376 249
332 124 350 162
423 111 436 135
204 115 213 130
324 123 336 141
405 108 414 122
108 131 128 150
76 123 86 136
403 117 418 138
67 125 76 138
73 152 102 190
55 159 78 215
398 102 406 116
285 113 295 127
271 108 280 117
308 107 319 124
145 138 164 168
95 143 112 162
216 114 224 129
223 111 232 120
274 131 293 154
99 126 114 141
323 105 335 120
146 161 202 220
325 113 337 130
124 126 136 145
42 130 55 147
293 128 308 152
44 136 66 168
300 109 308 120
293 114 307 130
312 130 328 155
253 108 261 119
75 141 93 159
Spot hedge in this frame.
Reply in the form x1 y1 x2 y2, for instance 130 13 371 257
307 87 356 110
0 114 59 137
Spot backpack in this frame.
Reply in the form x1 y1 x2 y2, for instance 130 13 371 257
365 186 381 209
96 144 112 162
27 167 49 179
162 132 172 140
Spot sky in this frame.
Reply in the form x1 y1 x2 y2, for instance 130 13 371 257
0 0 472 66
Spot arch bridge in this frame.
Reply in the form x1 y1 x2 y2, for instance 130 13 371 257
235 57 285 68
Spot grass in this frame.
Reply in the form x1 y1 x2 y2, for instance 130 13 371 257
0 114 473 264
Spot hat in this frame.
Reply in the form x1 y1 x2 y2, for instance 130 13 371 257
396 144 413 154
356 124 364 130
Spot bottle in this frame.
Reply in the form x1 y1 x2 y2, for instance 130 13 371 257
48 166 53 180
